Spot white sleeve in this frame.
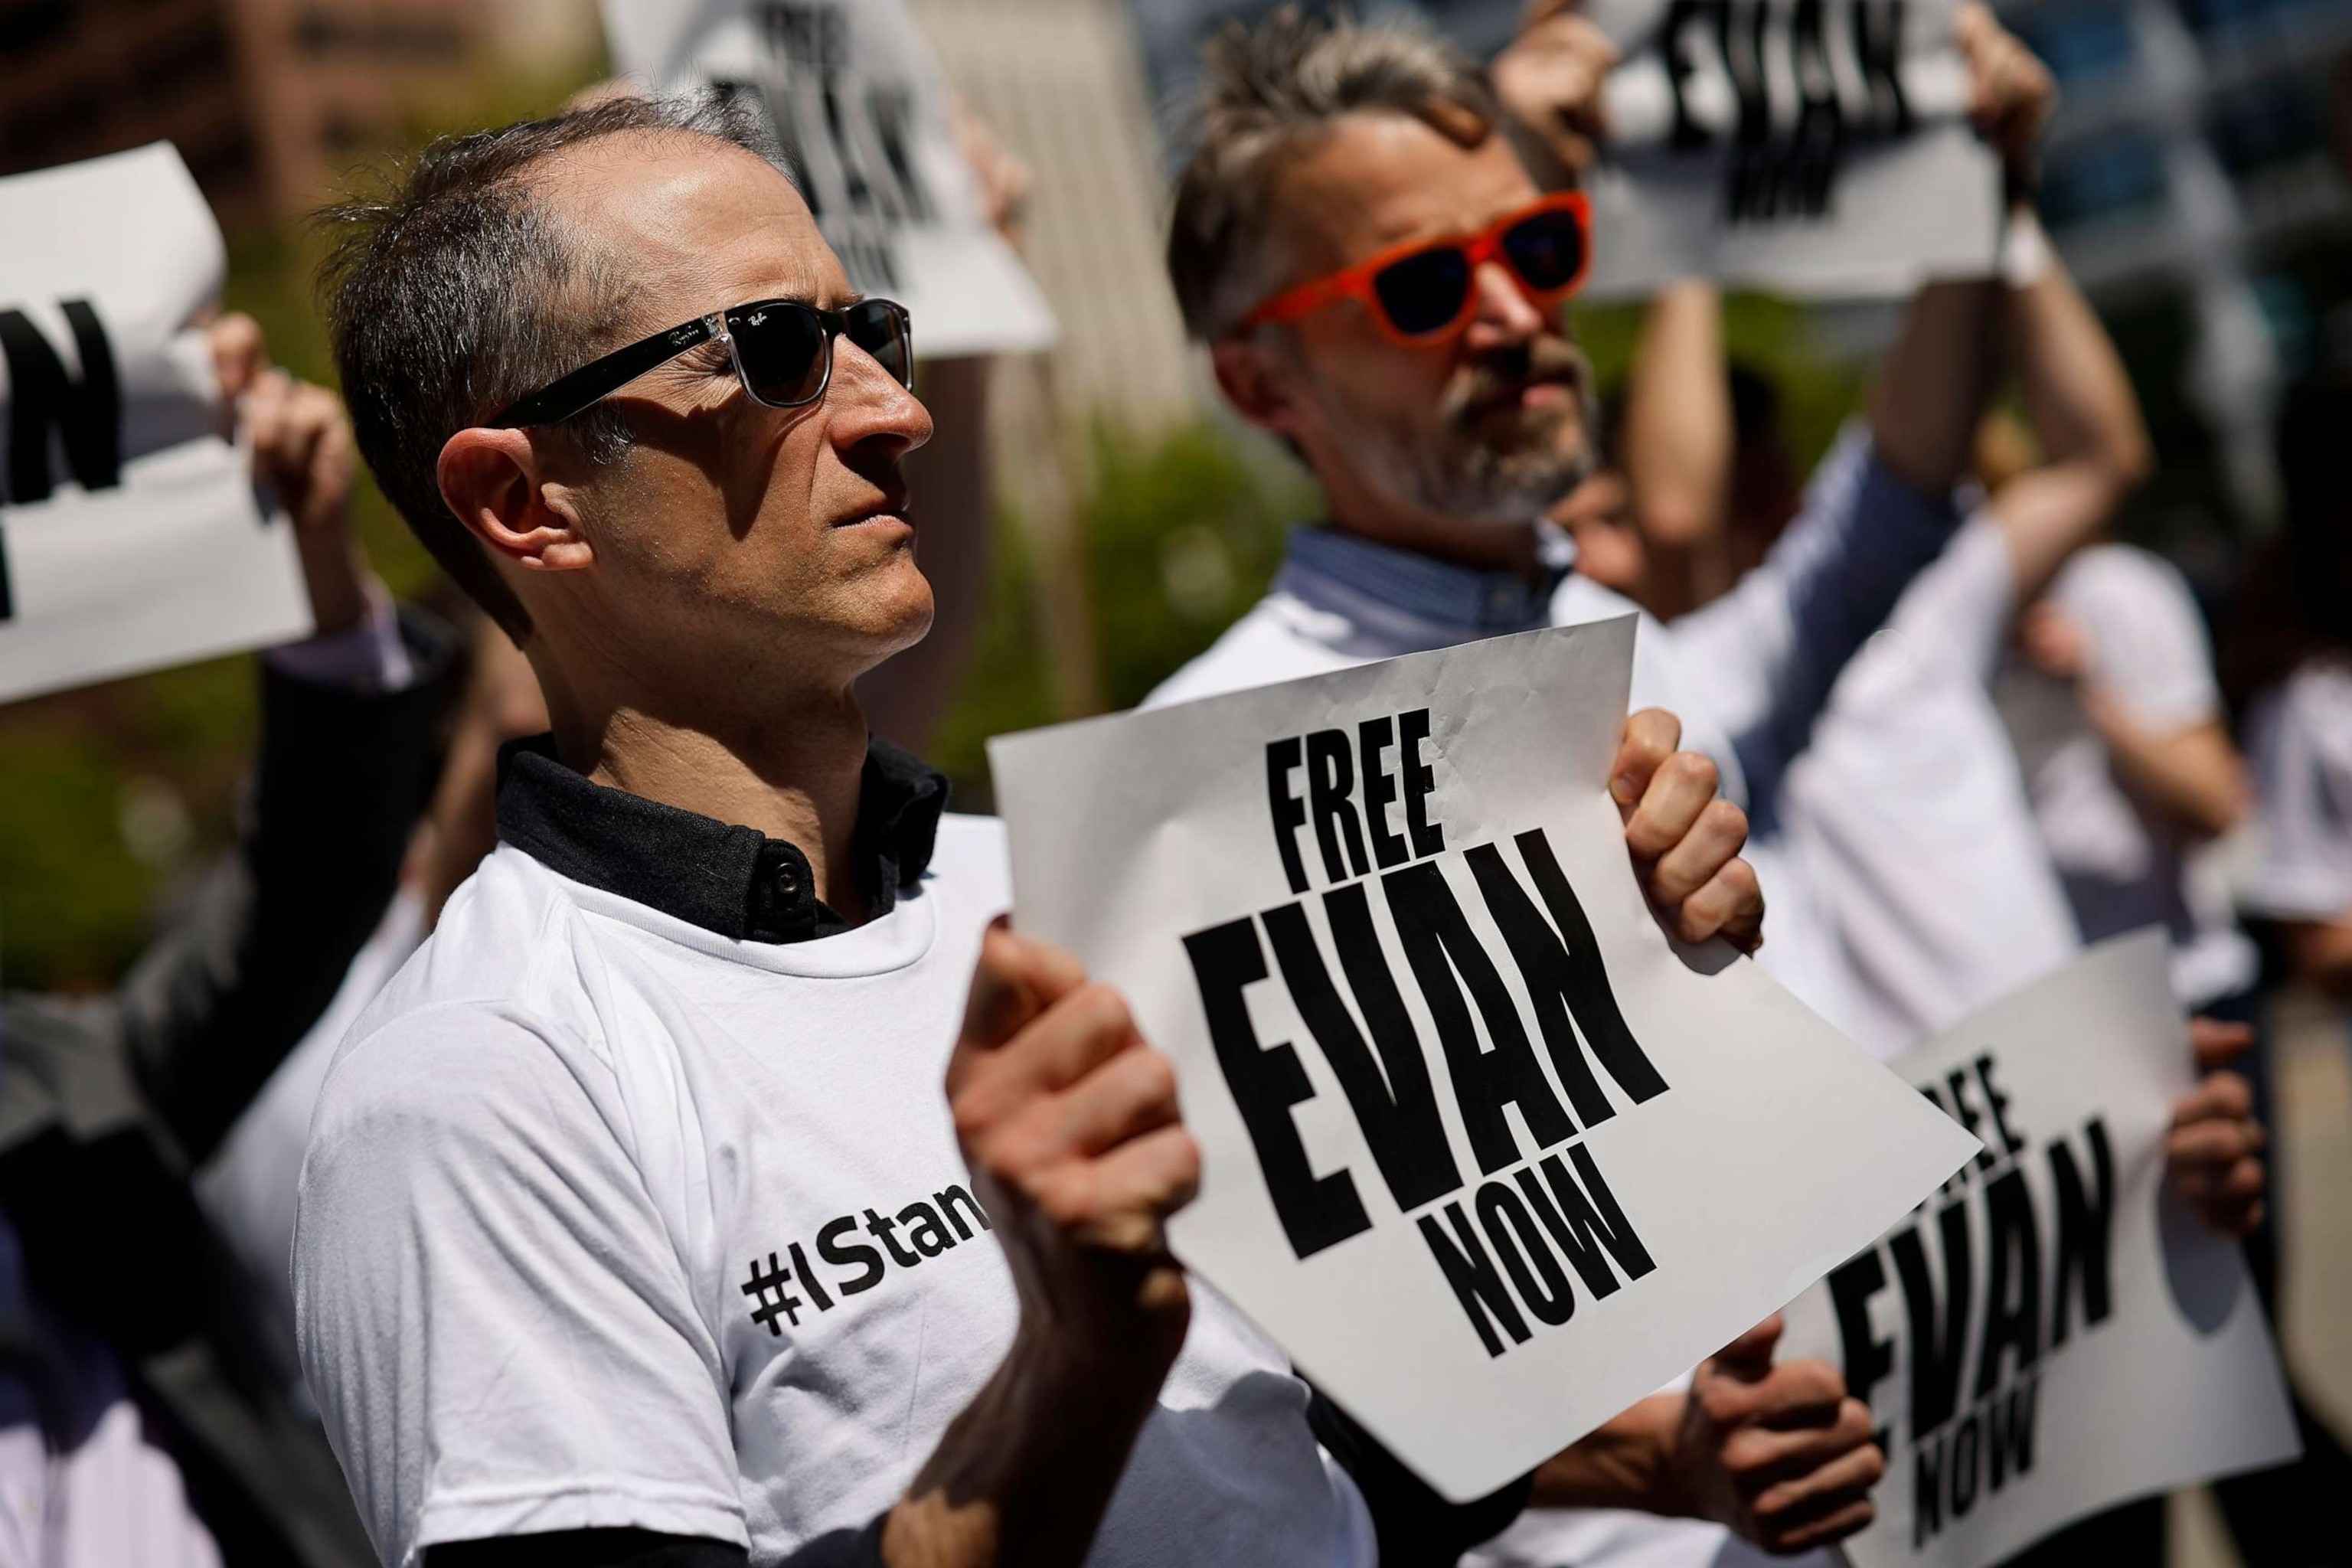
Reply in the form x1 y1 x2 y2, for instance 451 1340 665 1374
2054 547 2221 733
2244 669 2352 923
1886 513 2017 688
294 1001 746 1566
1673 423 1963 817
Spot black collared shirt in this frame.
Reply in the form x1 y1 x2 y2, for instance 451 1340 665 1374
495 734 949 942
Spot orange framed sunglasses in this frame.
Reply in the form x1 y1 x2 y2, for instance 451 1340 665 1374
1244 191 1593 346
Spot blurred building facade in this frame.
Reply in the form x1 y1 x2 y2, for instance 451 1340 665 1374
0 0 602 226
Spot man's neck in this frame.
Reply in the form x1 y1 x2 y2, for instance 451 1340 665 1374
554 694 874 923
1321 473 1544 579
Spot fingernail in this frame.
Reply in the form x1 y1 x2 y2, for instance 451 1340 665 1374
1611 773 1638 804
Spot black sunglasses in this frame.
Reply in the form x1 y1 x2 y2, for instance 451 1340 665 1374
489 297 913 428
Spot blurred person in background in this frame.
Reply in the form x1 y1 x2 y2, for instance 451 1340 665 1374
2207 363 2352 1568
0 315 458 1567
195 622 548 1405
2232 367 2352 1001
1475 173 2268 1568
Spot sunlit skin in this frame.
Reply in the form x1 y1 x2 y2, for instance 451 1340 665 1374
1211 116 1599 577
434 135 933 910
1553 468 1646 598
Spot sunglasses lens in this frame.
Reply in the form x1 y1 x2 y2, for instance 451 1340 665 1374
730 303 830 405
1371 247 1473 338
1501 207 1586 294
844 300 913 388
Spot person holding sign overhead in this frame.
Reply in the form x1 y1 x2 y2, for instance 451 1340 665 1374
290 90 1900 1568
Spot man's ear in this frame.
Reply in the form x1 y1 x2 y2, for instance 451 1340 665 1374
1210 336 1309 439
436 427 595 573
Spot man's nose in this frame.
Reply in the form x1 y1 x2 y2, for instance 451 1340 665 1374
1462 259 1544 353
828 337 933 456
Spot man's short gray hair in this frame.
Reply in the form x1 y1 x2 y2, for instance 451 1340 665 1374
1165 7 1503 343
317 93 783 641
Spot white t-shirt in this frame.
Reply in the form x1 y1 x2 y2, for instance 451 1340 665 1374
196 886 426 1404
1776 518 2083 1057
2243 659 2352 923
293 821 1372 1568
1996 544 2259 1004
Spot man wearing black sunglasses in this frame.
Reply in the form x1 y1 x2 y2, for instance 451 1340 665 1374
292 92 1772 1568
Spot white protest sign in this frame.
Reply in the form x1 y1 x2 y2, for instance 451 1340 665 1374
0 144 309 705
602 0 1057 358
1575 0 2001 299
988 619 1980 1501
1775 929 2299 1568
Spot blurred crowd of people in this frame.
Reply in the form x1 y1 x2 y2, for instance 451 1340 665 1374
1 3 2348 1567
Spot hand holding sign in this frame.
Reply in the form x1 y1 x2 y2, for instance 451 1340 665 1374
1952 2 2055 180
1493 2 1620 183
213 316 374 638
991 619 1977 1501
945 919 1200 1380
1610 708 1764 950
1672 1315 1885 1552
2167 1018 2266 1236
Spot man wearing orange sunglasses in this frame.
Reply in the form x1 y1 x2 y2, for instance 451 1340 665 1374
1152 3 2056 1563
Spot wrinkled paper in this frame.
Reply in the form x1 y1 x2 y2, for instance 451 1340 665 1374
603 0 1056 358
990 619 1979 1500
1577 0 2001 299
1775 929 2299 1568
0 144 307 704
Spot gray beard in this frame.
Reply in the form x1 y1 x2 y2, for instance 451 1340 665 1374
1313 368 1600 526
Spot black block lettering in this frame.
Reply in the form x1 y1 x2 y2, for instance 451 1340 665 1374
0 302 122 508
1383 861 1576 1173
1359 716 1410 870
1521 1146 1659 1298
1477 1180 1576 1326
1267 737 1310 894
1975 1166 2043 1397
1184 916 1370 1259
1890 1197 1972 1439
1398 708 1444 858
1470 830 1668 1126
1828 1246 1896 1416
898 1200 954 1257
1988 1374 2040 1490
1308 729 1370 884
1419 1202 1532 1357
1265 895 1461 1213
2050 1117 2116 1346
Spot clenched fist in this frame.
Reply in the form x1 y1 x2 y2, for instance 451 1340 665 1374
1613 708 1766 952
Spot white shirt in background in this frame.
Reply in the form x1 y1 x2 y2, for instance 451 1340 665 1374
1776 518 2082 1057
194 886 427 1406
2243 659 2352 925
293 823 1373 1568
1997 544 2259 1006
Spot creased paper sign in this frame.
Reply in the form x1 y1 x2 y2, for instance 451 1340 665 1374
1574 0 2001 299
988 619 1979 1501
1775 929 2299 1568
602 0 1056 358
0 144 309 704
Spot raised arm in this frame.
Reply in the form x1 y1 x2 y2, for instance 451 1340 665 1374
1665 6 2053 815
1988 219 2154 601
1622 283 1736 618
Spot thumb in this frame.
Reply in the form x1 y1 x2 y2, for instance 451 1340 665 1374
956 916 1086 1056
1704 1314 1784 1383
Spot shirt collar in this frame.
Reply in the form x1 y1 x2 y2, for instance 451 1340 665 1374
1275 521 1578 641
495 733 949 943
